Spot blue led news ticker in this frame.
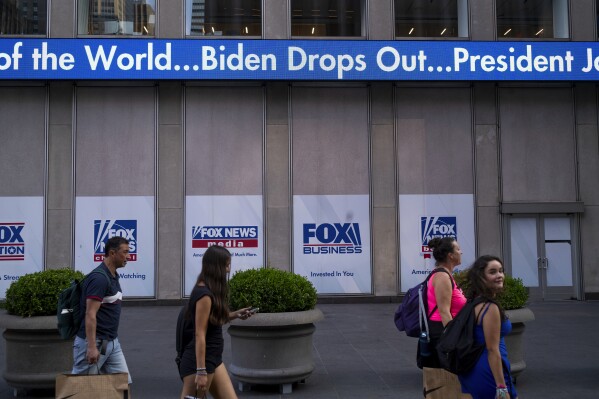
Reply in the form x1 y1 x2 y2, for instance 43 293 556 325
3 39 599 81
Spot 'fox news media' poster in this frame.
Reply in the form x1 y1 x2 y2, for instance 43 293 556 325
75 196 155 297
0 197 44 300
399 194 475 292
293 195 372 295
185 195 264 296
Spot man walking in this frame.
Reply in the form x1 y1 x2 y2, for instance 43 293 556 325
72 236 132 384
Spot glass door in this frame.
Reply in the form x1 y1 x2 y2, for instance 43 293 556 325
508 215 578 300
543 217 574 299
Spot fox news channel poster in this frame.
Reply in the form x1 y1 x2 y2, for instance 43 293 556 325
74 196 155 297
399 194 475 292
293 195 372 294
185 195 264 295
0 197 44 300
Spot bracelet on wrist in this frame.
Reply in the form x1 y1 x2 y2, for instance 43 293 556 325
196 367 206 371
496 384 507 389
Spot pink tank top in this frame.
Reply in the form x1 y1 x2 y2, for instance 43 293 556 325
427 271 466 322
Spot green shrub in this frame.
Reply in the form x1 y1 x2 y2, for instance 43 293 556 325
498 275 529 310
453 269 472 298
5 268 85 317
229 267 317 313
453 269 528 310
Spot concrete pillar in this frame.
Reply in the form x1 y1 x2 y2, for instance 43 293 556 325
157 83 183 299
473 83 501 256
265 83 291 270
370 83 397 295
264 0 288 39
574 84 599 294
50 1 75 38
571 0 596 41
470 0 495 40
158 0 184 38
368 0 394 40
47 83 74 269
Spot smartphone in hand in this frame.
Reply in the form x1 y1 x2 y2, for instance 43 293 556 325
248 307 259 314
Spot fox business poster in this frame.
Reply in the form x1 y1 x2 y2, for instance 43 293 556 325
74 196 155 297
185 195 264 296
0 197 44 300
293 195 372 294
399 194 475 292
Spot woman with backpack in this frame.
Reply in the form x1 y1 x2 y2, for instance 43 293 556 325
421 237 467 398
179 245 253 399
458 255 518 399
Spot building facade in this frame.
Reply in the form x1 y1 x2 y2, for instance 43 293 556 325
1 0 598 301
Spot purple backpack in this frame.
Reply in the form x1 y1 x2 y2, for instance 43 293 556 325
394 268 452 338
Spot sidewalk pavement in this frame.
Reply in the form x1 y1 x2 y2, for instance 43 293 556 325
1 300 598 398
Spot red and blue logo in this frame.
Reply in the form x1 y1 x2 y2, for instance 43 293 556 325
0 223 25 261
192 226 258 248
93 220 137 262
420 216 457 259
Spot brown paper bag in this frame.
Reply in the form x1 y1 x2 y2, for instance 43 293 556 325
423 367 471 399
56 372 129 399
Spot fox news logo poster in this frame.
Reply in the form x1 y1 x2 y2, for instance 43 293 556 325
93 219 138 262
421 217 457 257
293 195 372 295
399 194 475 292
185 195 264 295
191 226 258 249
0 223 25 261
0 197 43 300
75 196 155 297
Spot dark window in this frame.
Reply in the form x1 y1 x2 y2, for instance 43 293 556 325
395 0 468 38
0 0 47 35
291 0 363 37
186 0 261 37
78 0 156 36
497 0 568 39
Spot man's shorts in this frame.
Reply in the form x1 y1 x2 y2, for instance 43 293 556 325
72 335 132 384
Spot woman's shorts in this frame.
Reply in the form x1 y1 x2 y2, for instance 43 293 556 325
178 346 223 379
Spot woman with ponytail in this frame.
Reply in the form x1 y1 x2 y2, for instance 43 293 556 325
421 237 467 398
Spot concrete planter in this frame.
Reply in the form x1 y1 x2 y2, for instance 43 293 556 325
0 310 72 391
505 307 535 381
227 308 324 394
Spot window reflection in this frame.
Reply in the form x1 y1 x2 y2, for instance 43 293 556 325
0 0 47 35
78 0 156 36
186 0 261 37
395 0 468 38
497 0 568 39
291 0 363 37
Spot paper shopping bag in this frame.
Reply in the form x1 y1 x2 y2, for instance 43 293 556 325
56 372 129 399
423 367 471 399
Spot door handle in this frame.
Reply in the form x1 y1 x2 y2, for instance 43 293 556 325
544 257 549 269
537 257 543 269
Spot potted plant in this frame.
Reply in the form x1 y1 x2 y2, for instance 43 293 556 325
227 267 323 394
453 270 534 380
0 268 84 392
